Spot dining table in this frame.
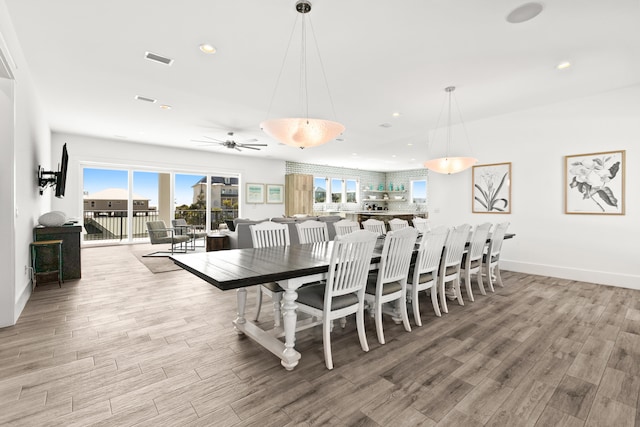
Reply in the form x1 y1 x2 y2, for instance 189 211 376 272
171 232 514 371
171 240 380 370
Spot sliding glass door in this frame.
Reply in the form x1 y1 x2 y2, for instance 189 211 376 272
82 165 239 244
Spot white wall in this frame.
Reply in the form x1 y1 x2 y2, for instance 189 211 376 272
50 133 288 224
429 85 639 289
0 0 51 327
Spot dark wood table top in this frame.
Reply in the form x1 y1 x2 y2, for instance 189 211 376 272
171 241 346 291
172 233 515 291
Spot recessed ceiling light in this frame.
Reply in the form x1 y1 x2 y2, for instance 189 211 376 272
159 104 172 110
410 158 416 161
391 155 397 158
392 112 401 117
506 2 543 24
199 44 217 54
352 153 357 156
557 61 571 70
407 143 413 146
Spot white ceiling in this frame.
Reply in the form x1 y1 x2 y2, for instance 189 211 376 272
5 0 640 171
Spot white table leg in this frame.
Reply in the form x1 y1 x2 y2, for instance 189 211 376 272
280 284 301 370
234 288 247 335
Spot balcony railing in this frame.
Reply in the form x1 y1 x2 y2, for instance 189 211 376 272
83 208 238 242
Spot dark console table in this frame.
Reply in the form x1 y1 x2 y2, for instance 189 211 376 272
33 225 82 280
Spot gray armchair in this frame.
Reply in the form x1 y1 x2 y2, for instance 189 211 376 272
172 218 207 250
144 220 191 257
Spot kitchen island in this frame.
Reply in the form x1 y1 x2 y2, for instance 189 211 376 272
343 211 427 229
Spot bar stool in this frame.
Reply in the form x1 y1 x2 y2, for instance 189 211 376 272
30 240 63 287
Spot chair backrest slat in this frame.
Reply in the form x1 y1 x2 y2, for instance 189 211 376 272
488 222 510 258
327 230 378 299
414 226 450 277
443 224 472 268
468 223 493 262
411 217 431 233
295 220 329 244
379 227 419 283
362 218 386 236
250 221 290 248
334 220 360 237
388 218 409 231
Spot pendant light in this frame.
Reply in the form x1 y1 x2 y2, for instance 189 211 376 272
423 86 477 174
260 0 344 149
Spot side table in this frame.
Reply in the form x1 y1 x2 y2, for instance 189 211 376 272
30 240 63 288
206 234 230 252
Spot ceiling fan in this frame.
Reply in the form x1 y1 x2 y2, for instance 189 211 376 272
192 132 267 151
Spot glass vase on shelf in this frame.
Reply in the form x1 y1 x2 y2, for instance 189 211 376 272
389 182 393 191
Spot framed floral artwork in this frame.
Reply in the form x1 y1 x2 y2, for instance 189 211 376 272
472 162 511 214
266 184 284 204
246 183 264 204
565 150 625 215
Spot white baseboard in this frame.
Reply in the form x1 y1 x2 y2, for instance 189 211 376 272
501 260 640 291
14 281 32 323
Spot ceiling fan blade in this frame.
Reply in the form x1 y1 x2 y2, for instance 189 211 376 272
203 136 225 143
234 147 242 152
239 143 268 147
240 146 260 151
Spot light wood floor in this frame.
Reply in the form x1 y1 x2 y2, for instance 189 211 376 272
1 244 639 426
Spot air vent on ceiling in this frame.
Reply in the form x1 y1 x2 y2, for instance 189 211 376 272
135 95 157 103
144 51 174 66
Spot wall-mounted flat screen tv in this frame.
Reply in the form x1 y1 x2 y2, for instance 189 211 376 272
38 143 68 198
55 143 68 198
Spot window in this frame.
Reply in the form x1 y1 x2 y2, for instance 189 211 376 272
313 176 359 204
345 179 358 203
331 179 343 203
314 177 327 203
411 179 427 204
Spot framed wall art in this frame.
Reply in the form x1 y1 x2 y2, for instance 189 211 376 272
472 162 512 214
565 150 625 215
266 184 284 204
246 183 264 204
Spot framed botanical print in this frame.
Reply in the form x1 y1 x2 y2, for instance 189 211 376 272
472 162 511 214
266 184 284 204
565 150 625 215
246 183 264 204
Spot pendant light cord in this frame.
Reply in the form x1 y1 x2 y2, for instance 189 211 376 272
264 15 300 121
309 18 339 123
451 90 475 158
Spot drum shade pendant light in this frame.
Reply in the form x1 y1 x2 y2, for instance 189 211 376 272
260 0 344 148
423 86 477 174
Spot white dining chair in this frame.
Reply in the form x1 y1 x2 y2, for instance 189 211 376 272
362 218 386 236
250 221 290 327
333 219 360 237
483 222 510 292
438 223 472 314
295 219 329 244
364 227 419 344
407 226 450 325
388 218 409 231
295 230 378 369
461 222 492 301
411 217 431 233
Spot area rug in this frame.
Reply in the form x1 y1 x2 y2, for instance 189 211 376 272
133 249 183 273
